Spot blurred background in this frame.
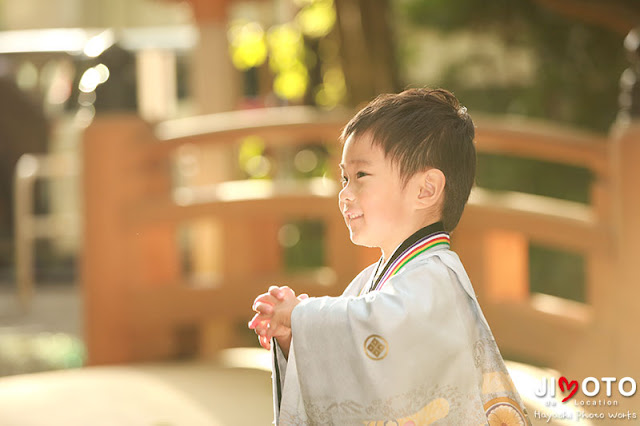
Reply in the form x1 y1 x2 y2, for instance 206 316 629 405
0 0 639 424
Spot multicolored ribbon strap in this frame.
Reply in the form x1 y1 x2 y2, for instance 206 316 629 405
371 232 450 292
360 222 451 295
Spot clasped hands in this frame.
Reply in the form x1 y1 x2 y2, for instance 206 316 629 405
248 286 308 350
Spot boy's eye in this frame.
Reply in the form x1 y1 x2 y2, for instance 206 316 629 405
340 172 367 186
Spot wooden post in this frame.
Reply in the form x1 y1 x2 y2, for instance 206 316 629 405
484 230 529 303
82 116 149 364
136 49 177 121
14 155 37 312
185 0 237 287
188 0 238 114
450 220 486 298
83 115 181 364
183 0 243 357
608 27 640 409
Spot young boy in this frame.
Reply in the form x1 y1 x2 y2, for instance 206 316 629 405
249 88 531 425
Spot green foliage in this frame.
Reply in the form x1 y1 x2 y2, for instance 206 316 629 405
283 221 325 271
238 136 271 179
228 21 268 71
529 244 586 303
228 0 344 105
400 0 628 132
296 0 337 38
476 153 592 203
0 331 85 376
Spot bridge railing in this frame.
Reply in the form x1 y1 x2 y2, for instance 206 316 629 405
82 108 640 391
456 116 612 376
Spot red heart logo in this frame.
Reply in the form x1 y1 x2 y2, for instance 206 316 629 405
559 376 579 402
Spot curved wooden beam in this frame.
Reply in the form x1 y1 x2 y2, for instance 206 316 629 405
532 0 638 36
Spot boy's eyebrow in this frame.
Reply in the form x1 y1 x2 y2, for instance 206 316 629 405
339 159 371 169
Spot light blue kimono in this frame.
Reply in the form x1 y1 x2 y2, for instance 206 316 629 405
272 229 530 426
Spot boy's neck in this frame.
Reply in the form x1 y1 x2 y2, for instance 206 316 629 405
381 220 445 261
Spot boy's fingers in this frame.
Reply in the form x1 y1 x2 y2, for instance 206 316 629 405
268 286 283 299
254 302 273 315
269 285 296 300
252 294 277 310
281 287 297 300
248 312 270 330
298 293 309 300
258 321 273 336
258 334 270 350
265 325 276 340
252 292 269 305
260 321 271 337
253 323 265 335
248 312 261 329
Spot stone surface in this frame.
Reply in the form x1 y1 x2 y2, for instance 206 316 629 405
0 361 273 426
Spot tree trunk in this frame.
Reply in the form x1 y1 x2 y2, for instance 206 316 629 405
334 0 401 106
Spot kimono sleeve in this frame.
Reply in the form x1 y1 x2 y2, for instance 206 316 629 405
271 262 377 419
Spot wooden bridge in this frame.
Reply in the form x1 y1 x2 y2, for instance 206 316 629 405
81 103 640 402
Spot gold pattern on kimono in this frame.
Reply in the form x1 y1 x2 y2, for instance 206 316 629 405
484 397 526 426
364 335 389 360
364 398 450 426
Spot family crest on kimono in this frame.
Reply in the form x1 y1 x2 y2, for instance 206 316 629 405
249 88 532 426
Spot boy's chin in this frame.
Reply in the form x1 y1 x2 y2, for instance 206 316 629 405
349 233 377 249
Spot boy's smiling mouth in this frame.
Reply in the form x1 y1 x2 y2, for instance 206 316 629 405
343 211 363 222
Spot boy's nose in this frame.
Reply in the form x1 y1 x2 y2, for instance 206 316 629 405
338 185 354 203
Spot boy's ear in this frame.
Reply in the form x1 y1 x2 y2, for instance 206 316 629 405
416 168 445 209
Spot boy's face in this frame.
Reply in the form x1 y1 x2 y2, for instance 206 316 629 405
338 133 418 259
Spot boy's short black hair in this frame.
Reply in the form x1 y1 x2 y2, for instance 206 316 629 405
340 88 476 232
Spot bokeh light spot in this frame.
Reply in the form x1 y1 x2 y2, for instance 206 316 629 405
278 224 301 248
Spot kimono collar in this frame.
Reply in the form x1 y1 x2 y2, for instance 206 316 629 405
365 222 450 294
